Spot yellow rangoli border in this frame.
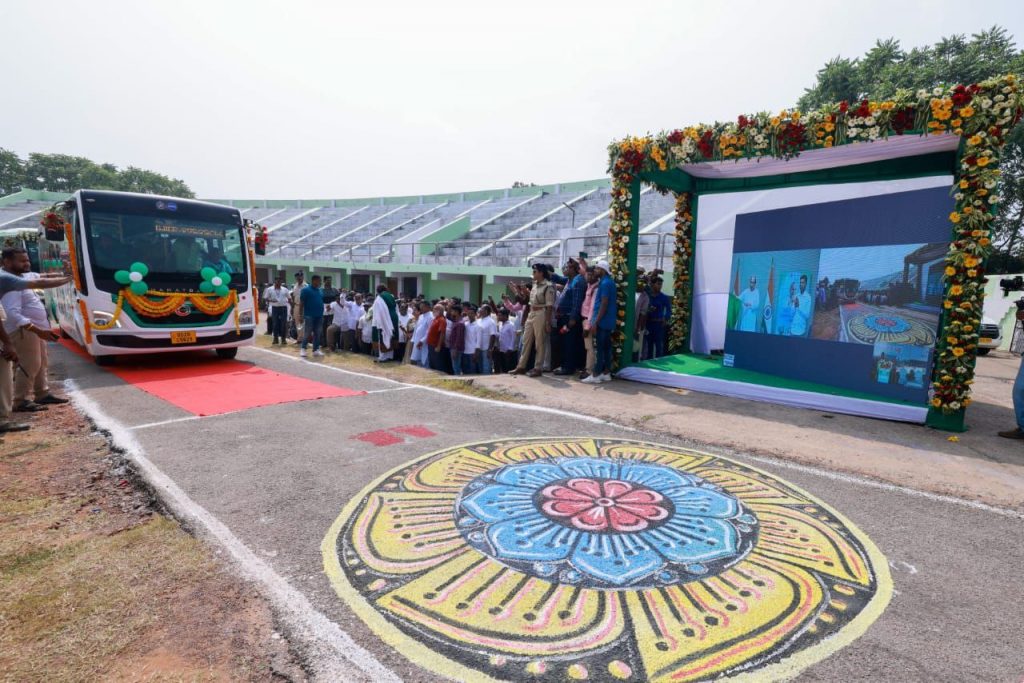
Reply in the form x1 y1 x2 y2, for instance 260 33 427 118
321 436 893 682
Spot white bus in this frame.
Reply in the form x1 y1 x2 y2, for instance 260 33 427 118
38 190 257 364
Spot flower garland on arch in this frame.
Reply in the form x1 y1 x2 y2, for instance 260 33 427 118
667 192 694 353
607 151 642 367
606 74 1023 413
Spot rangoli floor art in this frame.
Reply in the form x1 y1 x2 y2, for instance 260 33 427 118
323 438 892 682
837 303 937 346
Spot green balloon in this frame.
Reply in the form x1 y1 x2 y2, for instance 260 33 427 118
217 271 231 284
129 281 149 296
131 262 149 276
199 281 214 294
114 270 132 285
215 285 230 297
200 266 216 280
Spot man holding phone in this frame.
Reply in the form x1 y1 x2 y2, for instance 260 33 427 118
0 247 71 413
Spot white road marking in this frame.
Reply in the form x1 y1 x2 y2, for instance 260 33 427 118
129 415 203 430
64 379 400 683
253 346 1024 520
251 345 620 426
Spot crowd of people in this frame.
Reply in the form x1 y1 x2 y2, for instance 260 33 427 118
0 248 74 439
258 256 672 383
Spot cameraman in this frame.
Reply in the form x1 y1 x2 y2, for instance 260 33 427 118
998 304 1024 440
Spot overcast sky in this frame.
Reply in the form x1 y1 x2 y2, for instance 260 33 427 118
2 1 1022 199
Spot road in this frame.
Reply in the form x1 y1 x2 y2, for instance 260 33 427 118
52 345 1024 682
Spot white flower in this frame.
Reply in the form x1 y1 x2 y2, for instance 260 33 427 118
954 192 964 200
917 89 929 99
864 116 876 126
933 87 944 96
981 98 992 109
995 94 1005 102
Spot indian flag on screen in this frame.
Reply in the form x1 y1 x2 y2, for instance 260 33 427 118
727 261 742 330
762 258 775 333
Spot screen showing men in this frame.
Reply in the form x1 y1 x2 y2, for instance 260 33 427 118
724 186 953 404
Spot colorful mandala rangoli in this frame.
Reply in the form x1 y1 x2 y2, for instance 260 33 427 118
323 438 892 682
846 312 936 346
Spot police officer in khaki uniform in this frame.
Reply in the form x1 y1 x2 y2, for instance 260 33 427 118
510 263 555 377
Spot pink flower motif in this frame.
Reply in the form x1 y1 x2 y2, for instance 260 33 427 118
539 478 670 533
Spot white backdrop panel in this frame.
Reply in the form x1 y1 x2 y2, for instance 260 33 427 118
690 175 953 355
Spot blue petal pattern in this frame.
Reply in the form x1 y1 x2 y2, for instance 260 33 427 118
457 457 753 587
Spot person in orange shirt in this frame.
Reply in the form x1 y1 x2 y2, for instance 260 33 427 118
426 303 448 372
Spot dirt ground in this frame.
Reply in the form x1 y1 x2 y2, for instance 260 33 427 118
0 401 306 682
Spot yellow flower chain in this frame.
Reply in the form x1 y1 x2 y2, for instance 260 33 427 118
93 289 240 334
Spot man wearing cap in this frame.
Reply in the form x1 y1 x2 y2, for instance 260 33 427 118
509 263 555 377
583 260 617 384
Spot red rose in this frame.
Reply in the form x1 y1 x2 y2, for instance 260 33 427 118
666 129 684 145
839 101 849 114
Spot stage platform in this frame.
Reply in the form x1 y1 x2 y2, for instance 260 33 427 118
616 354 928 423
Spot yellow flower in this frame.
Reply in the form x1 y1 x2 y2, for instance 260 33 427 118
979 237 991 246
977 157 990 167
963 206 973 215
960 106 974 117
951 118 962 127
949 212 960 223
931 397 943 408
959 179 969 189
944 300 953 309
944 266 957 276
770 116 781 127
947 435 959 442
952 347 965 357
968 135 983 146
947 336 958 344
967 269 977 277
964 256 979 267
950 285 963 295
963 325 974 332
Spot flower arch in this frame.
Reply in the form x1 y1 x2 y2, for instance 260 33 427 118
607 74 1022 431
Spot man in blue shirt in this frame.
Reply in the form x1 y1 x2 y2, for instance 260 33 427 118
299 275 325 358
583 260 617 384
553 259 586 375
644 276 672 360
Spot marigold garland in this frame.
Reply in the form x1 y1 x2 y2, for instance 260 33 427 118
95 289 240 334
607 74 1023 414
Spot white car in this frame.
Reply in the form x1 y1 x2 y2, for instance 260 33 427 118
977 317 1002 355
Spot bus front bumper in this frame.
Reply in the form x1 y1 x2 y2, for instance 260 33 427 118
93 328 255 352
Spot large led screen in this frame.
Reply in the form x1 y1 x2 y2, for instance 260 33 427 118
723 186 953 404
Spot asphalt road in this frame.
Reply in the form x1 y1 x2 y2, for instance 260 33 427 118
51 345 1024 682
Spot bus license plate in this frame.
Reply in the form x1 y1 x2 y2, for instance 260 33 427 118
980 337 992 344
170 331 197 345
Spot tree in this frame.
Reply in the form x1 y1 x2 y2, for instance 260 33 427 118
1 151 194 198
0 148 24 195
797 26 1024 272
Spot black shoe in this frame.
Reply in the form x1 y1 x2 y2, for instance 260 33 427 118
997 428 1024 440
35 394 69 405
553 368 574 376
0 422 30 433
14 401 47 412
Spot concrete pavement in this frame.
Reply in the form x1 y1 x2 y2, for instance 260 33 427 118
50 344 1024 682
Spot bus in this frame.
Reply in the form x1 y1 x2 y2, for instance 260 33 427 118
38 190 257 364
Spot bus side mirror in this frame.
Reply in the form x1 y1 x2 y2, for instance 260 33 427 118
254 243 266 256
45 226 66 242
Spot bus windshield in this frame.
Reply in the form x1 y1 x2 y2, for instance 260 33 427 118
81 196 246 292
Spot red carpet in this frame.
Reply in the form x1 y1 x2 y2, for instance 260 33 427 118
59 341 364 415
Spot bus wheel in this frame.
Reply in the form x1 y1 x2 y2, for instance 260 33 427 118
215 347 238 360
95 355 116 367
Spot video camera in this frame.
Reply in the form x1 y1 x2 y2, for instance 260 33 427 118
1000 276 1024 295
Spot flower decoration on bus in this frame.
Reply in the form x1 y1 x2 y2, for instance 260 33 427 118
114 262 150 296
199 267 232 297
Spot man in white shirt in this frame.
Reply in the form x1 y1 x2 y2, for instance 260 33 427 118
263 278 291 345
290 272 307 344
396 302 414 363
410 301 433 368
475 304 498 375
326 297 350 352
1 248 69 413
496 308 518 374
358 304 374 353
345 294 363 352
462 308 481 374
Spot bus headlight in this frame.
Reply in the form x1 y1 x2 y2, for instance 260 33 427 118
91 311 121 328
238 310 254 325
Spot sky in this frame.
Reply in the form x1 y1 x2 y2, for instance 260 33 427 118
818 244 925 282
2 1 1022 199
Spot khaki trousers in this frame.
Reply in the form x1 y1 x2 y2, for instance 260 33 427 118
515 311 548 372
0 357 12 423
13 329 48 404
